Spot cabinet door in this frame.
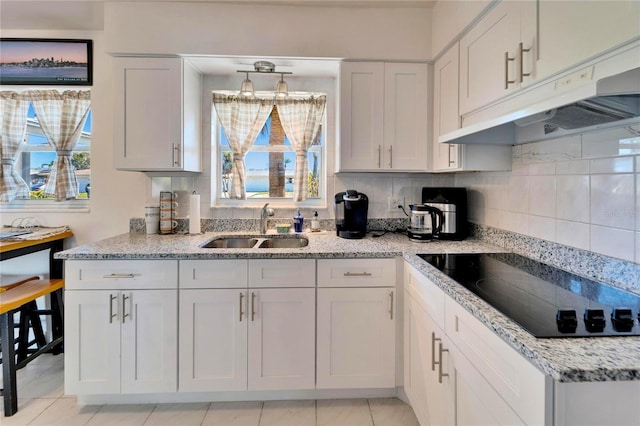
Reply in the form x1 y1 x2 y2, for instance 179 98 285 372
120 290 178 393
433 43 461 171
179 289 247 392
459 1 535 114
383 63 429 171
248 288 315 390
339 62 385 171
317 287 395 389
537 0 640 80
114 57 182 171
65 290 121 395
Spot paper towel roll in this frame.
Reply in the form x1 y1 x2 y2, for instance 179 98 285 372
189 193 201 234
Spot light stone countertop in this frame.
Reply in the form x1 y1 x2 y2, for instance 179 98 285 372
56 231 640 383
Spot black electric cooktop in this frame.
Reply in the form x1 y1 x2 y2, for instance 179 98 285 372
418 253 640 338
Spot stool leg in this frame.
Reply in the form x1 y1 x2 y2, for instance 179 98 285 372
16 306 30 363
27 301 48 349
1 311 19 416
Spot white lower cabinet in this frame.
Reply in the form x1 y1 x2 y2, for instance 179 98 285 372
404 261 548 426
316 259 397 389
65 289 178 395
65 260 178 396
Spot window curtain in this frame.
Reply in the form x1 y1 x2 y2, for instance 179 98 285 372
213 94 273 199
29 90 91 201
276 95 326 202
0 92 30 203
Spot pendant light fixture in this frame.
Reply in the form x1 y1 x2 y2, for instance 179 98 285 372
239 72 254 97
275 73 288 98
236 61 292 97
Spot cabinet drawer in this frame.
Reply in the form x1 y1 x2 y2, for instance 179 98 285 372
445 296 549 426
65 260 178 290
318 258 396 287
404 263 445 329
179 259 248 289
248 259 315 288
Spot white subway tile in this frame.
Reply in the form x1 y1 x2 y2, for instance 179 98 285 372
528 215 556 241
528 162 556 176
555 159 590 175
502 211 529 234
556 220 590 250
529 175 556 217
507 175 530 213
590 174 635 230
590 225 635 262
590 156 634 174
556 175 589 222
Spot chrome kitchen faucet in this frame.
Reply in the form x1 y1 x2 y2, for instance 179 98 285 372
260 203 274 234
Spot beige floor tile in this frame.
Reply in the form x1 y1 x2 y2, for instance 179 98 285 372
87 403 155 425
17 366 65 399
0 398 57 426
259 400 316 426
317 399 373 426
143 402 210 425
30 397 101 425
202 401 262 426
368 398 419 426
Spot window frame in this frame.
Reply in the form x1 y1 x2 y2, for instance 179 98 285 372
211 94 328 209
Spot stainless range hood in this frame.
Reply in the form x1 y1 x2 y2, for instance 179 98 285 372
440 47 640 146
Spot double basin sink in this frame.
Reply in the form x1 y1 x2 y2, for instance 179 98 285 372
201 234 309 249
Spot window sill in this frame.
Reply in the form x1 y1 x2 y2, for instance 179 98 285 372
213 198 326 210
0 199 90 213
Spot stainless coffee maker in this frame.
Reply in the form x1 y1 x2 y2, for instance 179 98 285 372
421 187 468 240
334 190 368 239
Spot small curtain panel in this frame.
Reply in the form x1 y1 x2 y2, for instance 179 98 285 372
29 90 91 201
276 95 326 202
213 94 273 199
0 92 30 203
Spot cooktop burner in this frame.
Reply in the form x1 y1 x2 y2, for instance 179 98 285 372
418 253 640 338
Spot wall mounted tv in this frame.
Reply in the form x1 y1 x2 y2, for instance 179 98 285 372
0 38 93 86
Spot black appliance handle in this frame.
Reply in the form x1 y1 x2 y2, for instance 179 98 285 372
423 205 444 234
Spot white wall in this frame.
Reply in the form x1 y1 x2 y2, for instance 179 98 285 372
431 0 493 58
1 29 147 246
457 124 640 263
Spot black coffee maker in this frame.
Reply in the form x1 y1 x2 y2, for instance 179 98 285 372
335 190 368 239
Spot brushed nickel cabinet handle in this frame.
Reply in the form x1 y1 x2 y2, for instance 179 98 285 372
504 51 516 89
431 332 440 371
103 273 135 279
109 294 117 323
122 294 130 324
448 144 456 166
251 292 256 321
172 143 180 167
438 342 449 383
239 292 244 322
389 291 394 320
388 145 393 168
519 42 531 83
377 145 381 168
343 272 372 277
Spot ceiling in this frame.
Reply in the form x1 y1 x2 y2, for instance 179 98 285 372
187 56 341 78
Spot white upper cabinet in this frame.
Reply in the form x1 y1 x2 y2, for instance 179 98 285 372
113 57 202 172
536 0 640 80
339 62 429 172
459 1 536 115
432 43 511 172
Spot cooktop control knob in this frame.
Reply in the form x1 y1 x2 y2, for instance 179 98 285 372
584 308 606 332
611 308 634 332
556 309 578 333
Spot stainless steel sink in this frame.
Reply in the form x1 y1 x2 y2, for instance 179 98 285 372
200 237 259 248
200 235 308 249
257 237 309 248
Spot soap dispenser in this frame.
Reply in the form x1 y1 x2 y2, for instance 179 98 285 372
293 209 304 233
311 211 320 232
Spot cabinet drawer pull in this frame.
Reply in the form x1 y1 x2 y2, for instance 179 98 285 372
377 145 381 168
519 42 531 83
388 145 393 168
172 143 180 167
431 332 440 371
103 273 136 279
504 51 516 89
122 294 130 323
389 291 394 320
438 342 449 383
239 292 244 322
251 292 256 321
109 294 117 323
343 272 372 277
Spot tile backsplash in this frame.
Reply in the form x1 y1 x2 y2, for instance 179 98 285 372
457 123 640 263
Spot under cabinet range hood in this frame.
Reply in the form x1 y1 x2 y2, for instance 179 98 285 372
440 48 640 146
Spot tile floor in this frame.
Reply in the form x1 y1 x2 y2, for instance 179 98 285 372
1 354 420 425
